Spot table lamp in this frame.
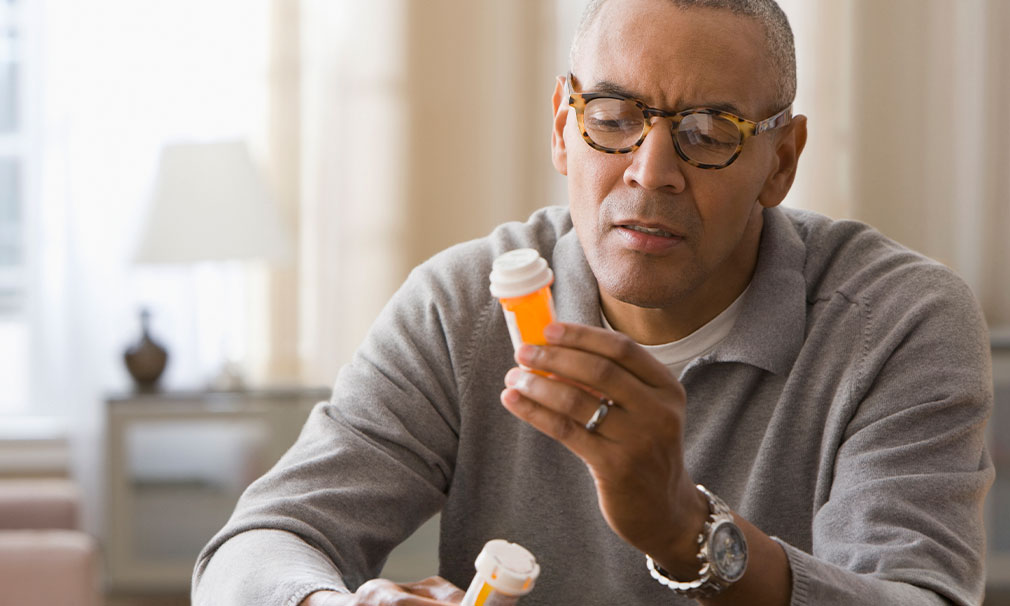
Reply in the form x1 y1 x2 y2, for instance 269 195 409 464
129 139 291 391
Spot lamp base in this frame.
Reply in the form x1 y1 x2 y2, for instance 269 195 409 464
124 309 168 391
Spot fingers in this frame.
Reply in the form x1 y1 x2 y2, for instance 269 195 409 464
500 322 687 466
401 577 465 602
501 371 641 470
514 343 638 411
352 577 463 605
503 367 632 441
300 590 353 606
519 324 678 405
546 323 676 387
501 382 610 463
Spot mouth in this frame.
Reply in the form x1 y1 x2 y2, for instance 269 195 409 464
613 221 685 254
620 224 677 238
615 219 684 237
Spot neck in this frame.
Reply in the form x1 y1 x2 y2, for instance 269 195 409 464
600 285 749 345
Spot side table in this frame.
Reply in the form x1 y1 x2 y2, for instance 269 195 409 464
104 387 329 591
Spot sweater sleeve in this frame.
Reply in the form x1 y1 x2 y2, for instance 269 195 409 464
779 265 994 606
191 256 486 605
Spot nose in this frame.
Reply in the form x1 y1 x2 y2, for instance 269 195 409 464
623 117 687 193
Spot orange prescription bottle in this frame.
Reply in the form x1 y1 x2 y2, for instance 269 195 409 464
460 539 541 606
489 249 556 350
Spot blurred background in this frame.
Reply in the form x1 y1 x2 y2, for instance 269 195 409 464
0 0 1007 604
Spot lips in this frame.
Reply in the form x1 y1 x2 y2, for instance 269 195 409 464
622 224 675 238
615 220 683 238
613 220 685 253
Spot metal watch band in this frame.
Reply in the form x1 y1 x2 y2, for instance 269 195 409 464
645 484 741 599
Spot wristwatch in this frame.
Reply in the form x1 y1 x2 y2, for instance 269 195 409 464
645 484 748 599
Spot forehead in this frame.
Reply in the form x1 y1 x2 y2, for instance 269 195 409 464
574 0 775 116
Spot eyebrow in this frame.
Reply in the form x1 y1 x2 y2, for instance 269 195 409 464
586 78 745 116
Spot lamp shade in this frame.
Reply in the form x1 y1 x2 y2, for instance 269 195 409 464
133 140 291 264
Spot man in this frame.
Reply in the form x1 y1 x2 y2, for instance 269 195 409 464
193 0 993 604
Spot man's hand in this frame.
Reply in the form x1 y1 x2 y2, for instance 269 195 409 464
499 322 709 577
301 577 464 606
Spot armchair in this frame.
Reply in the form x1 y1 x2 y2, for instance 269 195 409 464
0 478 101 606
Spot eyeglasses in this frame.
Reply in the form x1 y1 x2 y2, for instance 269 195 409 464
565 73 792 170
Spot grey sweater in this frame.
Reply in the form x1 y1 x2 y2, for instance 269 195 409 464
193 206 993 606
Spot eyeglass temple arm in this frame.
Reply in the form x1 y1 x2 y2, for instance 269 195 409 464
754 105 792 135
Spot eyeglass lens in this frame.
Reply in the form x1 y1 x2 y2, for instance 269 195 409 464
583 97 742 165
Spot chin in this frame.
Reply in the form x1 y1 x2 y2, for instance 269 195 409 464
597 271 692 310
591 251 694 308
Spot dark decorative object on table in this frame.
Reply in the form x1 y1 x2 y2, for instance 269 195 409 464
124 308 168 391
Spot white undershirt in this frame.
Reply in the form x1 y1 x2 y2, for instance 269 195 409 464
601 286 750 379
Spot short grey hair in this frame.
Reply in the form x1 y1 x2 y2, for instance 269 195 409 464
569 0 797 111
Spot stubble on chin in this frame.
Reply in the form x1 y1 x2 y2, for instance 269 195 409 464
592 248 703 309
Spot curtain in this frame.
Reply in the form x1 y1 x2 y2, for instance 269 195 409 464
296 0 560 384
260 0 302 383
31 0 270 534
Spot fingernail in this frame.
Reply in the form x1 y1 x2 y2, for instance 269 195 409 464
501 389 520 405
516 344 538 364
504 367 522 387
543 323 563 341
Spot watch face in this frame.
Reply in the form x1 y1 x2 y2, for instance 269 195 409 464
710 520 748 583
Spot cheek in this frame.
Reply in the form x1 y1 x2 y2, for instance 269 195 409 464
565 150 628 260
564 118 628 187
567 155 628 209
692 177 763 246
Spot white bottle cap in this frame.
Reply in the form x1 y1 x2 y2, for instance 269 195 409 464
473 539 540 596
489 249 553 299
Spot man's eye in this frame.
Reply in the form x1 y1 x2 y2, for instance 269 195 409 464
586 116 640 132
687 132 720 145
682 129 735 148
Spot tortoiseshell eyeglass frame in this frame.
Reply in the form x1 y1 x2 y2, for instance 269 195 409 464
565 73 792 170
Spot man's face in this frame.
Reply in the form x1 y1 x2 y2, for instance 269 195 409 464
554 0 796 319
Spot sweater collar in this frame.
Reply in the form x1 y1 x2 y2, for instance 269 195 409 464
552 224 604 328
706 206 807 376
549 206 807 376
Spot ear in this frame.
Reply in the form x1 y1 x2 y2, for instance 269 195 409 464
551 75 569 176
756 114 807 209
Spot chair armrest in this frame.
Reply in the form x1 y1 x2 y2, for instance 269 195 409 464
0 530 101 606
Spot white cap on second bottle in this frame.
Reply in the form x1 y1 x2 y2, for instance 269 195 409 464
472 539 540 597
